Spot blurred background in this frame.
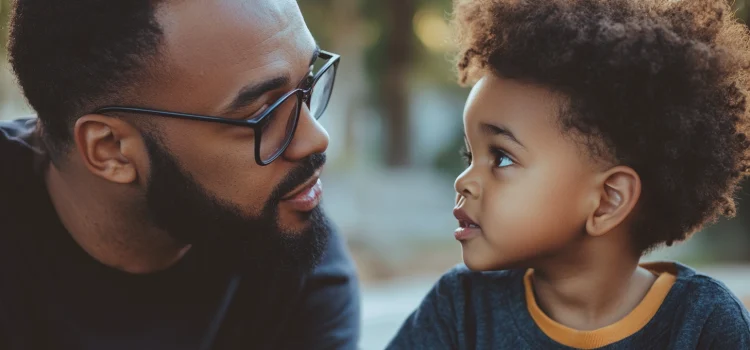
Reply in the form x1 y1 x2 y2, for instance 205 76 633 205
0 1 748 348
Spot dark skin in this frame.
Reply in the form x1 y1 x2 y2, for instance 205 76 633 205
455 75 657 330
45 0 327 274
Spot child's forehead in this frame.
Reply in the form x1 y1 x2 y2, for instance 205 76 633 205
463 74 611 167
464 75 564 134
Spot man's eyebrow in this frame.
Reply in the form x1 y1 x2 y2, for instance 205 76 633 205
222 76 290 115
309 45 320 67
480 122 525 148
222 45 320 116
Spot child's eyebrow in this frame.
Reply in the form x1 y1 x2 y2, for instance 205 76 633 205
480 122 525 149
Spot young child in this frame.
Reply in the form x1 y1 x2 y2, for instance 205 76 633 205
388 0 750 349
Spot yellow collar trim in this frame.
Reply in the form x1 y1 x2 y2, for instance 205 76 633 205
524 262 677 349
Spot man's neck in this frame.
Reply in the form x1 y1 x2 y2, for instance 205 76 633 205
45 164 190 274
530 234 657 331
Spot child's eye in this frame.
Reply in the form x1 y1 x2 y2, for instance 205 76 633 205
459 145 472 166
460 147 473 165
490 147 514 168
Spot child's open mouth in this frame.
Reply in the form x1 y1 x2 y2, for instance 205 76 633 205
459 221 480 229
453 208 482 241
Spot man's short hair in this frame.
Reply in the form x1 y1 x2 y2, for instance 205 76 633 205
8 0 165 162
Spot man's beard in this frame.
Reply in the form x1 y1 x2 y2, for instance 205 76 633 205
141 133 330 274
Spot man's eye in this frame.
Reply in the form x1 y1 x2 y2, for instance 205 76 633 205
246 104 269 121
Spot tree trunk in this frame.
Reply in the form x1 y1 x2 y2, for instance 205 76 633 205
381 0 415 168
327 0 368 167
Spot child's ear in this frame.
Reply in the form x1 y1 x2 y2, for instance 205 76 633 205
586 166 641 237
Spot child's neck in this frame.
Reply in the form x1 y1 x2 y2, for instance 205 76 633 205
530 238 657 331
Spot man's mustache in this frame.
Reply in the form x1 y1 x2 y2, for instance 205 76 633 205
270 153 326 203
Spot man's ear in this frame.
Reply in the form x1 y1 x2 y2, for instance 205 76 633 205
73 114 142 184
586 166 641 237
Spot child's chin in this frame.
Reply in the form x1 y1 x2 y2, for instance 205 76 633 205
462 252 509 271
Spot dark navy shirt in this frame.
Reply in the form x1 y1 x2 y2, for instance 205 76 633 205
388 262 750 349
0 118 361 350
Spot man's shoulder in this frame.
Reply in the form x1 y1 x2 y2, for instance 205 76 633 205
0 117 39 182
0 118 38 151
307 226 358 279
295 226 360 304
274 227 361 349
0 120 40 285
0 118 45 246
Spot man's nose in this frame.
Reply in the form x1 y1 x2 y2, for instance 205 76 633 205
282 105 330 161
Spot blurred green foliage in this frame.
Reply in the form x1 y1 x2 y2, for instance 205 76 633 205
0 0 11 56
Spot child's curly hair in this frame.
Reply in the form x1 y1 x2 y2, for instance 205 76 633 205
453 0 750 253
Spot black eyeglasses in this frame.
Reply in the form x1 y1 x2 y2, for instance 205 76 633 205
94 50 340 166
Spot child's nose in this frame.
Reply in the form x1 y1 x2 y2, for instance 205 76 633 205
454 168 481 200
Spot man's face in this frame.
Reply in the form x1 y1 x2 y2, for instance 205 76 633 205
132 0 331 271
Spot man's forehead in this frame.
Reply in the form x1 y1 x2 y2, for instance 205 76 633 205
156 0 311 67
158 0 297 27
144 0 315 115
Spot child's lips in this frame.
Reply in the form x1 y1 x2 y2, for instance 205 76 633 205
453 207 482 241
454 226 482 241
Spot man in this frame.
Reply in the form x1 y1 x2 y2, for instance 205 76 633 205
0 0 360 349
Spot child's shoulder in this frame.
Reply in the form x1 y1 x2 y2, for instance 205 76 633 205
670 262 747 307
387 265 530 348
665 262 750 336
438 263 522 282
432 264 527 300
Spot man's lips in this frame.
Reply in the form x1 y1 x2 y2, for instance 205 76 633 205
281 170 321 200
280 170 323 212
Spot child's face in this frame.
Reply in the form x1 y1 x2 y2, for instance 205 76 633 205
454 74 604 271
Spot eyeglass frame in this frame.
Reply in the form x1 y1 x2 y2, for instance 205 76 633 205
92 49 340 166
